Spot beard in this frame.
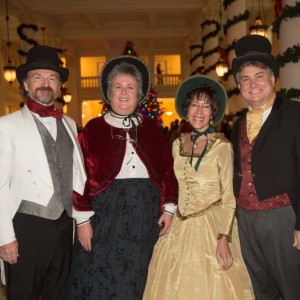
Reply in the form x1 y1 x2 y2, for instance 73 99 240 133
28 87 57 106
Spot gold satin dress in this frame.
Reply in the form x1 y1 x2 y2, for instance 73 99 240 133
143 133 254 300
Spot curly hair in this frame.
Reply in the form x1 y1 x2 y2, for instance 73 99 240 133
182 84 220 120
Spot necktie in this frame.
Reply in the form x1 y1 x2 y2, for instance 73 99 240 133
246 96 275 143
26 98 63 120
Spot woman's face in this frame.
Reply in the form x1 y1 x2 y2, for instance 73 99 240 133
187 96 212 131
109 73 139 115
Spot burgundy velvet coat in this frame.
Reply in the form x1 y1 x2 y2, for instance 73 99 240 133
74 115 178 212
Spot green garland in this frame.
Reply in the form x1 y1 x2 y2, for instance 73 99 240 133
223 68 233 81
276 44 300 67
189 45 203 65
278 88 300 100
223 0 234 11
227 87 240 98
223 11 249 35
203 63 220 75
201 20 220 45
202 45 220 60
273 2 300 37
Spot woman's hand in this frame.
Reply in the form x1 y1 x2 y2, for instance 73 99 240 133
293 230 300 250
216 238 233 270
158 212 174 236
77 222 93 251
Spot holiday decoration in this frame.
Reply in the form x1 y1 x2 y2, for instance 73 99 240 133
101 41 164 125
122 40 138 56
17 23 64 57
138 87 163 124
272 2 300 100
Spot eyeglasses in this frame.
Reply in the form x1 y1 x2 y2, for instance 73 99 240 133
189 103 211 111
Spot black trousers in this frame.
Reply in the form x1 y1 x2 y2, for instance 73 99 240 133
4 211 73 300
237 206 300 300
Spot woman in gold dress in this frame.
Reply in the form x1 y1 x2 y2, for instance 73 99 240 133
143 75 254 300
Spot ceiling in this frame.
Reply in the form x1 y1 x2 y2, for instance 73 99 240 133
0 0 274 59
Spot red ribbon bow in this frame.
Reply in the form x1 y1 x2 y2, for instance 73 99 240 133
26 98 63 120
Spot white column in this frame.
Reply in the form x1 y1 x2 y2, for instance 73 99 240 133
278 0 300 100
202 21 219 79
226 0 248 112
189 35 204 75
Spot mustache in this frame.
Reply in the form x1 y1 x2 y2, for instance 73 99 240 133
36 87 53 92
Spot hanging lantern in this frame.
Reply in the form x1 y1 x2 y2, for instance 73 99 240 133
3 0 16 84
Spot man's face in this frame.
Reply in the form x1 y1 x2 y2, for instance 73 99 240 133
238 65 275 110
24 69 61 105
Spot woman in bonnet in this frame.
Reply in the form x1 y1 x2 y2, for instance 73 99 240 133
67 55 178 300
143 75 254 300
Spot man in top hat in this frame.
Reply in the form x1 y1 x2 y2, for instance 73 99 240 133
231 34 300 300
0 45 87 300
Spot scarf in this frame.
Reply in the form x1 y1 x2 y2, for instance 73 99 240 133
190 126 215 171
246 95 275 143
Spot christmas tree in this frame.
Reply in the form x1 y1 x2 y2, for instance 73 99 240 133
101 41 163 125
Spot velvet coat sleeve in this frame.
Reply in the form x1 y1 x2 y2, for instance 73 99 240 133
73 116 178 211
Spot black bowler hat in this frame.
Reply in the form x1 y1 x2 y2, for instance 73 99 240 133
100 55 150 104
232 35 278 81
16 45 69 84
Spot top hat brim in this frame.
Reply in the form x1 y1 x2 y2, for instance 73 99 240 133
175 75 227 126
100 55 150 104
16 62 69 84
232 52 278 81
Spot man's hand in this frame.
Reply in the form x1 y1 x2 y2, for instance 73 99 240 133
158 212 174 236
0 240 19 264
77 222 93 251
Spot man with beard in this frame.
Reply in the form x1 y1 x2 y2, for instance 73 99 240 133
0 45 87 300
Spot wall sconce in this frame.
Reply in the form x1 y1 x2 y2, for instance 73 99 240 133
249 0 268 37
216 57 228 78
62 49 72 103
216 0 229 78
3 0 16 84
63 88 72 103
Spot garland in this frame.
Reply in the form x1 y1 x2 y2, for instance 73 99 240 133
17 23 39 57
189 45 203 65
223 68 232 81
227 87 240 98
276 44 300 67
223 11 249 35
223 0 234 10
190 66 205 76
190 52 203 65
278 88 300 100
225 41 236 55
203 63 219 75
17 22 64 57
272 2 300 37
201 20 220 45
202 45 220 60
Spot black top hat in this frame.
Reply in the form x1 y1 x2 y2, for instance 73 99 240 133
16 45 69 84
175 75 227 126
100 55 150 104
231 35 278 81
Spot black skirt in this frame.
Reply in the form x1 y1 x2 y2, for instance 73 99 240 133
67 178 161 300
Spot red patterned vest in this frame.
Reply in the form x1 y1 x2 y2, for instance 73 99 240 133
236 118 290 211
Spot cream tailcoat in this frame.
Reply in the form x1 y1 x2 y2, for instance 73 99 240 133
0 104 87 246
